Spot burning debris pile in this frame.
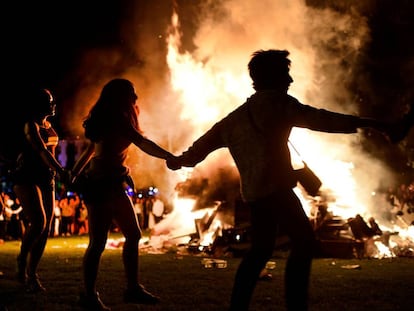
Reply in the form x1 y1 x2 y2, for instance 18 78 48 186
143 171 414 259
308 195 395 259
146 166 240 253
295 187 414 259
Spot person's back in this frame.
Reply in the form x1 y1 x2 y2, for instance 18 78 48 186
218 91 297 200
87 133 131 180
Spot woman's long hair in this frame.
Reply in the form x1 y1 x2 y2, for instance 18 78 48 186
83 79 140 142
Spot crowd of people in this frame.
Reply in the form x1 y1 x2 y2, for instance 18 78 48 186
0 49 413 311
0 189 166 241
0 192 25 241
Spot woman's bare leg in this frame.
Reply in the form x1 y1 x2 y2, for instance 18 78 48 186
13 185 46 282
83 199 112 296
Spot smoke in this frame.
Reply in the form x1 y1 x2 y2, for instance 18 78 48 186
61 0 396 216
159 0 393 216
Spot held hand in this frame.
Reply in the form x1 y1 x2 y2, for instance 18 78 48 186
166 155 182 170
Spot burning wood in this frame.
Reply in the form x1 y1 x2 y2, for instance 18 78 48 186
146 169 414 260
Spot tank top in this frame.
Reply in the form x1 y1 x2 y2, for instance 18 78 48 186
13 122 59 185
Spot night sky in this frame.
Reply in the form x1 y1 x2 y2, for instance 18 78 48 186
3 1 124 83
2 0 188 136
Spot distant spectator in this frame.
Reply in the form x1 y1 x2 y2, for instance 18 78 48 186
74 200 88 235
151 196 165 226
51 201 61 237
59 196 74 236
8 196 24 240
133 196 145 229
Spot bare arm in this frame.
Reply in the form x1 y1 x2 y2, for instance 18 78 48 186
125 123 174 160
136 136 175 159
167 123 224 170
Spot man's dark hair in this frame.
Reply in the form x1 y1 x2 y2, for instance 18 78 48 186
248 49 291 90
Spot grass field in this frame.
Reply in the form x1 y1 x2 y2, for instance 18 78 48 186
1 233 414 311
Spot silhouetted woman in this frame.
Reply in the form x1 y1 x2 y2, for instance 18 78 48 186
72 78 176 310
13 88 67 293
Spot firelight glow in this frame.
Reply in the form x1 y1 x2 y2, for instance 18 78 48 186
166 9 362 219
167 10 251 134
149 2 414 258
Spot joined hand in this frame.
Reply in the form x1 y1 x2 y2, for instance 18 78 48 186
167 156 182 170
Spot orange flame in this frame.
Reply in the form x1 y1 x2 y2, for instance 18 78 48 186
148 9 414 258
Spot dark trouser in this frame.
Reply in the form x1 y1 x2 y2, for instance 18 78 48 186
229 189 316 311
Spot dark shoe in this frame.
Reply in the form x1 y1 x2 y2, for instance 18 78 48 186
124 284 160 305
26 275 46 293
16 255 27 284
78 292 111 311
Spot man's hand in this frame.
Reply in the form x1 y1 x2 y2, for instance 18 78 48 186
166 155 182 170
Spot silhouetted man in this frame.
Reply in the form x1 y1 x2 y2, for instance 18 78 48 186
168 49 399 310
